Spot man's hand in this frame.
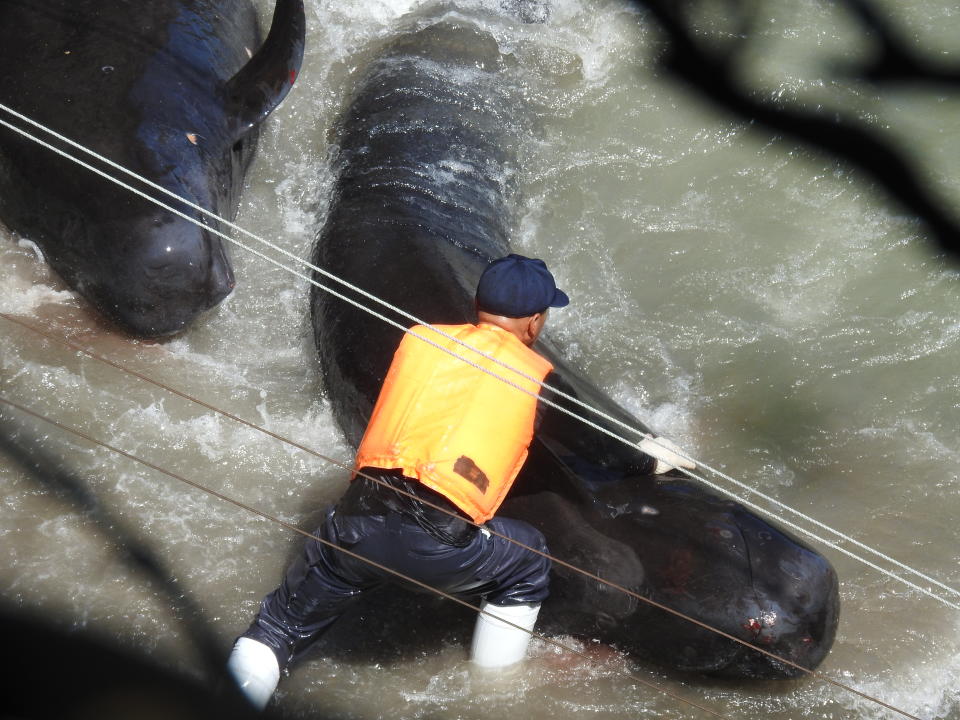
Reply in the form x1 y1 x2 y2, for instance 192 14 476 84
638 436 696 474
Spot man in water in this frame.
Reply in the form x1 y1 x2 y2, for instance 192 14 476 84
226 254 693 709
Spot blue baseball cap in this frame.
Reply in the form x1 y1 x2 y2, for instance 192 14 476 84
475 254 570 318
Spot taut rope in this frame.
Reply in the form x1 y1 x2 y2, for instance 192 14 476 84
0 103 956 612
0 391 923 720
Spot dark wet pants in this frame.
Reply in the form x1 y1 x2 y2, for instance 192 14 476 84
242 492 551 668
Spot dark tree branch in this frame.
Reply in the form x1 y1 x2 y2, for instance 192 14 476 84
634 0 960 259
840 0 960 84
0 411 232 687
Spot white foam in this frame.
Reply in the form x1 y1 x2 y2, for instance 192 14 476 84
17 237 45 262
0 242 78 313
0 282 77 314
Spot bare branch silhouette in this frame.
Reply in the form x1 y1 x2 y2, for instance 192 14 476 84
634 0 960 259
841 0 960 84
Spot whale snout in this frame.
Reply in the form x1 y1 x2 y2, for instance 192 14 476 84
91 215 235 337
733 514 841 677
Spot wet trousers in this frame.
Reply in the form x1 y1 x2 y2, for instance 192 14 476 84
241 497 551 668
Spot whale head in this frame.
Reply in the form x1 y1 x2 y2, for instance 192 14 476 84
0 0 305 337
503 459 840 678
593 475 841 678
723 508 841 676
78 205 236 337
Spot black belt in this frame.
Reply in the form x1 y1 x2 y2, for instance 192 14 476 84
338 468 477 547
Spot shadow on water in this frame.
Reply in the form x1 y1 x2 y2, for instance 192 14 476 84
0 410 305 719
1 603 266 720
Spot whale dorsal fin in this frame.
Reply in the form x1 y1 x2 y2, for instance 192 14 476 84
225 0 305 135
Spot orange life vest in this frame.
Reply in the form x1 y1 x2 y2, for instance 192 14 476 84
355 323 554 524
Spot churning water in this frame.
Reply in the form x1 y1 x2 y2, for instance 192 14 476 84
1 0 959 718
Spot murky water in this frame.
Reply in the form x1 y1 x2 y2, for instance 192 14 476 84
2 0 959 718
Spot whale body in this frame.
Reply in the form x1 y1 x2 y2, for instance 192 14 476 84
0 0 305 337
310 9 839 678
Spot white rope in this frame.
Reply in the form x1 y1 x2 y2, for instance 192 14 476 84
0 101 651 443
14 393 918 720
677 462 960 604
3 102 958 610
674 465 960 610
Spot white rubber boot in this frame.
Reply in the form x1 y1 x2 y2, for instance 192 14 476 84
227 637 281 711
470 601 540 669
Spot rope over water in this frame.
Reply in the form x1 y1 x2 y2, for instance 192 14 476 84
0 392 924 720
0 100 945 715
0 394 732 719
0 102 956 613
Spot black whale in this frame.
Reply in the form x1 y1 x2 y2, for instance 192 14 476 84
0 0 304 337
310 10 839 678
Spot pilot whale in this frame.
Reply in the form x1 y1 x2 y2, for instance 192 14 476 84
0 0 305 337
310 9 839 678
